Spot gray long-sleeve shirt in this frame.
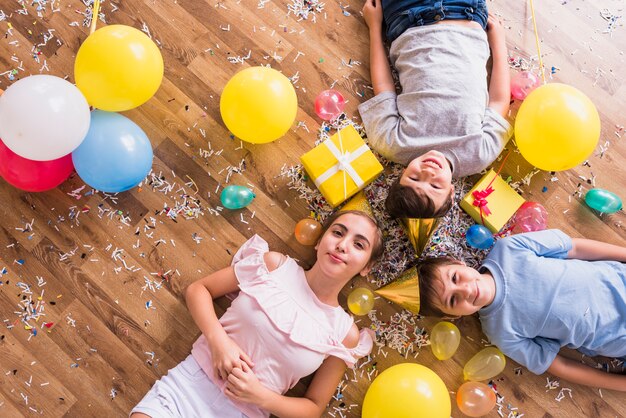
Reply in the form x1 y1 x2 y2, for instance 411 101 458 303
358 24 513 177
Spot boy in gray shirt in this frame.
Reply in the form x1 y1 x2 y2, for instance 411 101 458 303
359 0 512 219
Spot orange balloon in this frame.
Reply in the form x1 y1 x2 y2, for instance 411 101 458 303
294 218 323 245
456 382 497 417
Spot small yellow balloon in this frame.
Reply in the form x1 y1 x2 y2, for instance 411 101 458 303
463 347 506 381
430 321 461 360
75 25 164 111
347 287 375 316
362 363 451 418
220 67 297 144
515 83 600 171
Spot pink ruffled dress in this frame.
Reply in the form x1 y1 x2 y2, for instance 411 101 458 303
191 235 373 418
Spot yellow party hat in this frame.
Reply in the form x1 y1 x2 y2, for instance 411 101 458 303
340 191 374 218
402 218 440 257
375 267 420 314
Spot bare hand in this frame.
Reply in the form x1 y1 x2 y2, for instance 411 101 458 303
209 333 255 381
224 362 268 406
486 13 505 43
362 0 383 31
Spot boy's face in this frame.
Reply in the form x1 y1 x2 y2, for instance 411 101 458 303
400 151 454 211
432 263 495 317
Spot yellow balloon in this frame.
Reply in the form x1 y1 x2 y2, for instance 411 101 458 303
75 25 164 112
430 321 461 360
220 67 297 144
515 83 600 171
347 287 375 316
463 347 506 381
362 363 451 418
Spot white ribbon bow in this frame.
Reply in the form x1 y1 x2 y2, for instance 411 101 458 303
313 138 369 199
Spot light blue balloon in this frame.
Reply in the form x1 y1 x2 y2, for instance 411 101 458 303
466 224 495 250
220 185 255 209
584 188 622 214
72 110 153 193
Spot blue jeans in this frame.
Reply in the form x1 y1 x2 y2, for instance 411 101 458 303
382 0 488 43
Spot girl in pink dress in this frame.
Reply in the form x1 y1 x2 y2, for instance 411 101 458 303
131 210 383 418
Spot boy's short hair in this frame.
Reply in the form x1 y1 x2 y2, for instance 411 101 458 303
385 180 454 219
417 256 464 317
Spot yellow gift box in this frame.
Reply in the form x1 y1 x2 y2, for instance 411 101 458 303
460 169 525 233
300 126 383 207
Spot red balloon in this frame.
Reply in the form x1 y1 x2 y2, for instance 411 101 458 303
512 201 548 234
314 90 345 121
0 139 74 192
510 71 540 101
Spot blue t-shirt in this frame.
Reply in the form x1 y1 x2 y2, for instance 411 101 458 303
479 230 626 374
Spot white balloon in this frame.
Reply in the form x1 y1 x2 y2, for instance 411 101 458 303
0 75 90 161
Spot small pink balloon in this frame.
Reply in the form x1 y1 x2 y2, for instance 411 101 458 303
511 71 540 101
512 201 548 234
314 89 345 120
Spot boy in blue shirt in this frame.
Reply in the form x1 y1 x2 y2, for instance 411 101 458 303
360 0 512 219
417 230 626 391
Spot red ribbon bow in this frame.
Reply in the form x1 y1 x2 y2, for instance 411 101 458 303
472 187 494 218
469 151 512 227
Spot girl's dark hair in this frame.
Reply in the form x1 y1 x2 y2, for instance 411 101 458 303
416 256 464 317
322 210 384 267
385 180 454 219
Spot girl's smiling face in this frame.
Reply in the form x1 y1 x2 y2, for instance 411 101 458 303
315 212 379 280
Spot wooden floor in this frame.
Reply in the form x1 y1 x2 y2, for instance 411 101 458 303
0 0 624 417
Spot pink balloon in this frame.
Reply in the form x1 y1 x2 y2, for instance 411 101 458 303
511 71 540 101
512 201 548 234
314 89 345 120
0 139 74 192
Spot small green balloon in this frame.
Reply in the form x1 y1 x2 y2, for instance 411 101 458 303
584 188 622 214
220 185 255 209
